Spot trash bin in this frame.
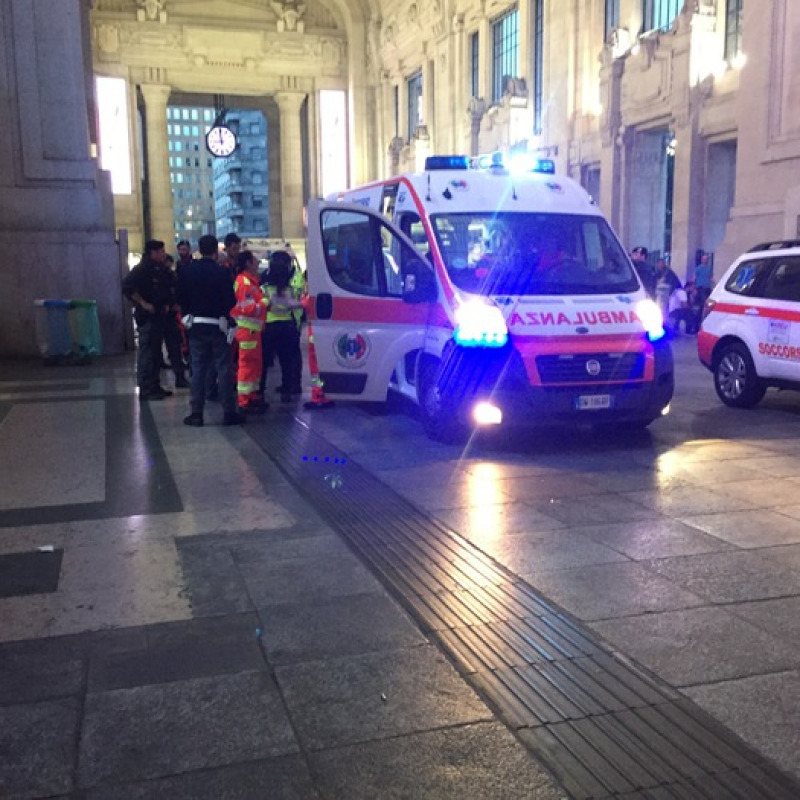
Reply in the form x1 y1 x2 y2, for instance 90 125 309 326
33 298 102 364
68 298 102 361
34 299 73 363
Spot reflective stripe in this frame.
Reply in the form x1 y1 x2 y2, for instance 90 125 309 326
239 340 258 350
237 381 258 393
237 318 263 332
192 316 223 326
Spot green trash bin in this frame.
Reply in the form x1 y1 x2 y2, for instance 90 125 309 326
68 299 103 361
33 299 74 363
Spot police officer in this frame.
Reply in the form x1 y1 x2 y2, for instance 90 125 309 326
122 239 174 401
177 234 245 427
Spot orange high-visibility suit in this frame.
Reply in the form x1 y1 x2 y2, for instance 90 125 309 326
230 273 267 409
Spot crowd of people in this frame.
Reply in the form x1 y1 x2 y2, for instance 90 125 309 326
630 246 714 336
122 233 306 427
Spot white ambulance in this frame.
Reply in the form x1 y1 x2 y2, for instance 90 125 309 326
305 154 673 441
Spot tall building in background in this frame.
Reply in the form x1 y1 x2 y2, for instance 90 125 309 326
167 106 216 245
214 109 269 240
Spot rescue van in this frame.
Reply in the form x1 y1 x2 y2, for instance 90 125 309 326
305 154 674 441
698 239 800 407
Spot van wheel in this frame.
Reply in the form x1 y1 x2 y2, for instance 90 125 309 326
418 359 466 443
714 342 766 408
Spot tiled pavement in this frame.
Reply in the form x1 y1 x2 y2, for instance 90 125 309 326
3 337 800 797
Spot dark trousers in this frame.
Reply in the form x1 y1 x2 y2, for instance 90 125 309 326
261 320 300 394
163 314 186 380
136 315 165 394
668 308 699 335
187 325 237 415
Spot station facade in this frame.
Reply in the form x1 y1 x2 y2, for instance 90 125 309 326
0 0 797 356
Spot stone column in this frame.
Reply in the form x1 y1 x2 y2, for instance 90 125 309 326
139 83 174 246
274 90 307 240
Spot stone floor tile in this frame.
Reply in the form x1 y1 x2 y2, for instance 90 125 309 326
309 721 564 800
620 485 759 516
524 561 705 621
678 509 800 548
78 672 297 788
176 541 254 617
230 531 352 565
258 591 427 666
711 478 800 508
641 549 800 603
468 528 628 575
275 644 493 750
83 754 320 800
88 613 265 691
0 697 80 797
728 596 800 642
684 670 800 782
433 502 565 542
591 606 800 686
567 518 735 560
528 493 659 527
239 552 383 607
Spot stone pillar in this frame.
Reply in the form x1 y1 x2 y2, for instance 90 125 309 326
139 83 174 246
274 90 307 240
265 100 282 238
0 0 121 356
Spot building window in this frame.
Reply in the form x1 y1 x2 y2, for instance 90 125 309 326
191 109 198 120
492 7 519 104
642 0 680 32
724 0 744 59
406 71 423 141
533 0 543 134
604 0 620 40
469 31 479 98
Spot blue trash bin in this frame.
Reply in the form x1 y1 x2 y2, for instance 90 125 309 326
34 299 73 362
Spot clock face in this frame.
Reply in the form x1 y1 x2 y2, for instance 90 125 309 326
206 125 237 157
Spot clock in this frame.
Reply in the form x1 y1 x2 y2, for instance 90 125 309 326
206 125 237 157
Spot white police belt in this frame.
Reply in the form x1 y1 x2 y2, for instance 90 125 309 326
182 315 229 334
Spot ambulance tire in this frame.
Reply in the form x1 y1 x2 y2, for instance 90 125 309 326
713 342 766 408
418 359 467 444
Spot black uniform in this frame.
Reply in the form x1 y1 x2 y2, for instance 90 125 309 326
122 258 174 398
176 257 238 416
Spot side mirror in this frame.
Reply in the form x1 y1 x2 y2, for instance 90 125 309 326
403 259 438 303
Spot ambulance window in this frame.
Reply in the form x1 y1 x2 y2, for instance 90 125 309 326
725 258 772 298
398 213 430 261
762 257 800 303
321 210 381 296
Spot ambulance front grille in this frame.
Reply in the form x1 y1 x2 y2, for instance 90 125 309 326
536 352 645 384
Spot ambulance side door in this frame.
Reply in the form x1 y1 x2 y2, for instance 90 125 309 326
305 200 436 401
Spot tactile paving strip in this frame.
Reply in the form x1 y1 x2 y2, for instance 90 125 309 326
246 417 800 799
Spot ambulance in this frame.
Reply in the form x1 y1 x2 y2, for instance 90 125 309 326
304 154 673 441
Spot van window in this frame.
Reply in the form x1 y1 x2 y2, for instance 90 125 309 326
430 212 637 296
761 257 800 303
724 258 773 298
320 209 418 298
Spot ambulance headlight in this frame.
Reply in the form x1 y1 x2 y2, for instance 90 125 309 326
635 299 665 342
454 300 509 347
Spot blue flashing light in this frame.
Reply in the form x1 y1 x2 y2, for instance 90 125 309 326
453 300 509 348
533 158 556 175
425 155 470 171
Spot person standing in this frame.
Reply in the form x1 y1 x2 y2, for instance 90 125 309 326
175 239 194 274
694 251 714 306
122 239 174 401
205 232 241 400
278 249 306 396
630 246 656 298
177 234 245 427
262 250 303 404
231 250 268 414
162 253 189 388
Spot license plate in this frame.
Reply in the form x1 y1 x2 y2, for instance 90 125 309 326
575 394 612 410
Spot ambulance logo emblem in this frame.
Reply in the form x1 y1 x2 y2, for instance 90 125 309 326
334 332 370 368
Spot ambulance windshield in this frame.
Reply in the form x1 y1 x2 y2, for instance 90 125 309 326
430 213 638 296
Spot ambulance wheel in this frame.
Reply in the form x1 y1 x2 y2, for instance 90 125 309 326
418 359 466 444
713 342 766 408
